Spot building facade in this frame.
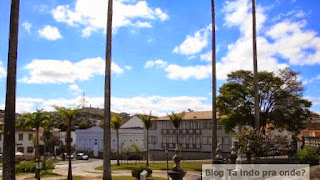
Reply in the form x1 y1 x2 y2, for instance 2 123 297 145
0 129 44 157
75 116 145 157
148 111 233 160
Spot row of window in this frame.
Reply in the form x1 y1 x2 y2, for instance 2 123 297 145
150 136 230 145
160 121 223 130
17 146 34 153
0 133 34 141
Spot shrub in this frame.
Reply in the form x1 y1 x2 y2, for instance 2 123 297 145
131 166 152 179
295 146 320 165
16 161 55 173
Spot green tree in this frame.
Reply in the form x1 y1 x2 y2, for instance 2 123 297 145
17 109 53 178
111 114 122 166
54 106 77 180
217 68 312 133
103 0 113 178
140 112 152 166
168 112 185 149
3 0 20 179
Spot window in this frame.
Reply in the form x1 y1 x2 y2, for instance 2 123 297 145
223 137 230 145
17 147 24 153
27 147 33 153
217 122 223 130
29 134 33 140
202 122 208 129
18 134 23 141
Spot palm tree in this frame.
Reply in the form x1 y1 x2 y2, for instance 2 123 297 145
140 112 152 167
168 112 185 149
111 114 122 166
3 0 20 179
17 110 53 178
252 0 260 130
210 0 218 161
104 0 113 178
54 106 77 180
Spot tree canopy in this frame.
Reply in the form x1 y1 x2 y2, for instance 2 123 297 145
217 68 312 133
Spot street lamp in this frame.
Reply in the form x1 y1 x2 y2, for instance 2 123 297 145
35 159 43 180
165 146 169 180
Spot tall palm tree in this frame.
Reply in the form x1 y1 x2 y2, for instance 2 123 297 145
210 0 217 161
252 0 260 130
104 0 113 178
3 0 20 179
140 112 152 167
168 112 185 149
111 114 122 166
17 110 53 179
54 106 77 180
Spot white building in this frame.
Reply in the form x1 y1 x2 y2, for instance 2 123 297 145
52 129 76 147
148 111 233 160
0 129 44 157
75 115 145 157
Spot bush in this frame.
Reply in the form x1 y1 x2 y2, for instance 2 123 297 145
16 161 55 173
131 166 152 179
295 146 320 165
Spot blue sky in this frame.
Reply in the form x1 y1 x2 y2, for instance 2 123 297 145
0 0 319 115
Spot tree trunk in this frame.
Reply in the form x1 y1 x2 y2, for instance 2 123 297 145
146 129 149 166
103 0 113 179
67 120 72 180
211 0 217 162
252 0 260 130
3 0 20 179
116 130 120 166
35 128 40 179
43 136 47 170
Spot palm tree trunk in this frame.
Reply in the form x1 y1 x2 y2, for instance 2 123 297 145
103 0 113 179
211 0 217 161
3 0 20 179
252 0 260 131
116 130 120 166
35 128 40 179
67 120 72 180
146 129 149 166
43 137 47 170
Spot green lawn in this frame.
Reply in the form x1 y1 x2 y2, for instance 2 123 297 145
95 161 208 172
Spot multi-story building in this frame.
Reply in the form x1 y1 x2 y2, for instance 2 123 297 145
148 111 233 160
298 113 320 148
0 128 44 157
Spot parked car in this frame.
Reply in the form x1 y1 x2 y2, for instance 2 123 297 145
76 153 89 160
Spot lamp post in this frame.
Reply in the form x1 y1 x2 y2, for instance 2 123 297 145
35 159 43 180
165 147 169 180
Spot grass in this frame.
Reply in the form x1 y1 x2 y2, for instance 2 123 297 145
95 161 207 172
23 169 60 180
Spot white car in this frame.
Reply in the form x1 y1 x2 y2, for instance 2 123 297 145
76 153 89 160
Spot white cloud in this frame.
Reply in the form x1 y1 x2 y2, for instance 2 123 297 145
267 20 320 65
38 25 62 40
51 0 169 37
134 21 152 28
303 74 320 85
22 22 32 33
21 57 124 84
124 66 132 70
0 61 6 79
69 84 82 95
173 24 211 56
5 95 210 115
165 64 211 80
144 59 168 68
